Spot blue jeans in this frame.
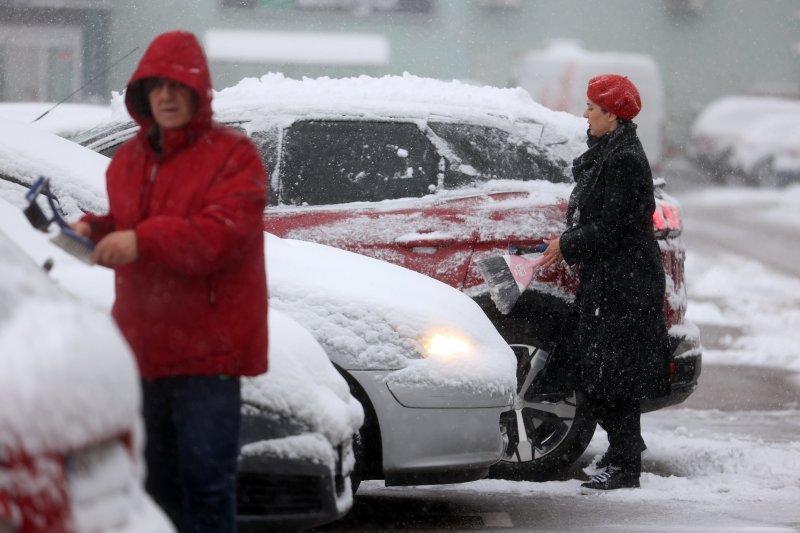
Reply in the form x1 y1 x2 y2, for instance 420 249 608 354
141 376 241 533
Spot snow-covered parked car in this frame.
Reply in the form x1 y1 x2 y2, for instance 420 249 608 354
266 234 517 489
71 73 701 481
237 309 364 531
1 119 518 502
0 220 173 532
689 95 800 186
0 123 364 530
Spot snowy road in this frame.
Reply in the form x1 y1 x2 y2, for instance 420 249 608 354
317 181 800 532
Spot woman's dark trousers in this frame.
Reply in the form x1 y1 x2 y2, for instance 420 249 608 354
590 396 644 475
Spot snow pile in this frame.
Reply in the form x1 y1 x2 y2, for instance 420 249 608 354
683 185 800 371
370 408 800 511
685 250 800 371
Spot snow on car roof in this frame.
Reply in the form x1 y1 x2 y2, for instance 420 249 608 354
0 121 110 218
0 204 139 456
0 102 112 138
107 72 588 159
691 95 800 148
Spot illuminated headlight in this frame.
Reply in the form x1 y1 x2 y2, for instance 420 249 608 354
421 332 474 361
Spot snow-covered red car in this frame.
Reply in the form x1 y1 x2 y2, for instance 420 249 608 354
0 221 173 532
71 73 702 480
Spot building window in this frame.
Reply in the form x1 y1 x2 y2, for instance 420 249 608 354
0 25 82 102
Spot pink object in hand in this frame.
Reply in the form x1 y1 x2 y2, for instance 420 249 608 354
507 254 546 291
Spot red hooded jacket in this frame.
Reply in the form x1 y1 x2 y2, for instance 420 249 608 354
81 30 268 379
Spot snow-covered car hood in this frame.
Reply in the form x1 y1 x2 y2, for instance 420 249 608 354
0 226 139 457
0 121 109 218
242 309 364 448
267 234 518 398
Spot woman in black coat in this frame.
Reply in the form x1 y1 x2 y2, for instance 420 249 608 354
541 74 670 491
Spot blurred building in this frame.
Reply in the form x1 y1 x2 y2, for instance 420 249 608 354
0 0 111 102
2 0 798 156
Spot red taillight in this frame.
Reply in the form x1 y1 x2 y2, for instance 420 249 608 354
653 203 682 238
669 361 677 380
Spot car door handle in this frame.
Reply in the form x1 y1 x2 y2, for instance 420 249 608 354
395 232 457 249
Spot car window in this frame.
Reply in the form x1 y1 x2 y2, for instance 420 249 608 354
279 120 439 206
70 121 140 158
72 121 250 159
428 122 570 186
248 127 281 207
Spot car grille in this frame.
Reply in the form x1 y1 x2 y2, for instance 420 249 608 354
237 472 325 515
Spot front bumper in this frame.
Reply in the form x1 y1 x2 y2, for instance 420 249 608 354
237 443 350 532
348 369 513 486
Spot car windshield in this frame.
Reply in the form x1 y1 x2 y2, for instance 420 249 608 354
428 122 570 186
279 120 439 206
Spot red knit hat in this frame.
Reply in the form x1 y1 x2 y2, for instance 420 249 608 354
586 74 642 121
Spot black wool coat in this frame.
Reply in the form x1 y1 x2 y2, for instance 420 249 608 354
559 123 670 401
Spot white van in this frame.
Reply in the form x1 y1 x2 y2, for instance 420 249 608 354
512 40 665 163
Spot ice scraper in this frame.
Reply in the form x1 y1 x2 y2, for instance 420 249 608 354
23 176 95 264
476 243 547 315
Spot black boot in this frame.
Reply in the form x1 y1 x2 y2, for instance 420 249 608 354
581 451 641 492
580 466 640 491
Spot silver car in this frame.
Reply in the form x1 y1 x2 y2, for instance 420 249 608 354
266 234 517 489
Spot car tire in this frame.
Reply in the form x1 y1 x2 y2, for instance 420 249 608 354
351 427 365 494
490 344 596 482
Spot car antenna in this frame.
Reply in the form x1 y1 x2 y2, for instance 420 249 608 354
31 46 140 124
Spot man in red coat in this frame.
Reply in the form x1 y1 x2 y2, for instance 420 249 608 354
72 30 268 532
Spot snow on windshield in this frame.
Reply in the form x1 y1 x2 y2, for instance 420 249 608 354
0 122 110 217
266 234 518 397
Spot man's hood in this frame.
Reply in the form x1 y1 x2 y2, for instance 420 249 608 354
124 30 213 134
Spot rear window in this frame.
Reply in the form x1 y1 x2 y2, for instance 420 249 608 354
279 120 439 206
428 122 570 186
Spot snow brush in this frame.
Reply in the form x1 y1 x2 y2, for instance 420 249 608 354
24 176 94 264
476 243 548 315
